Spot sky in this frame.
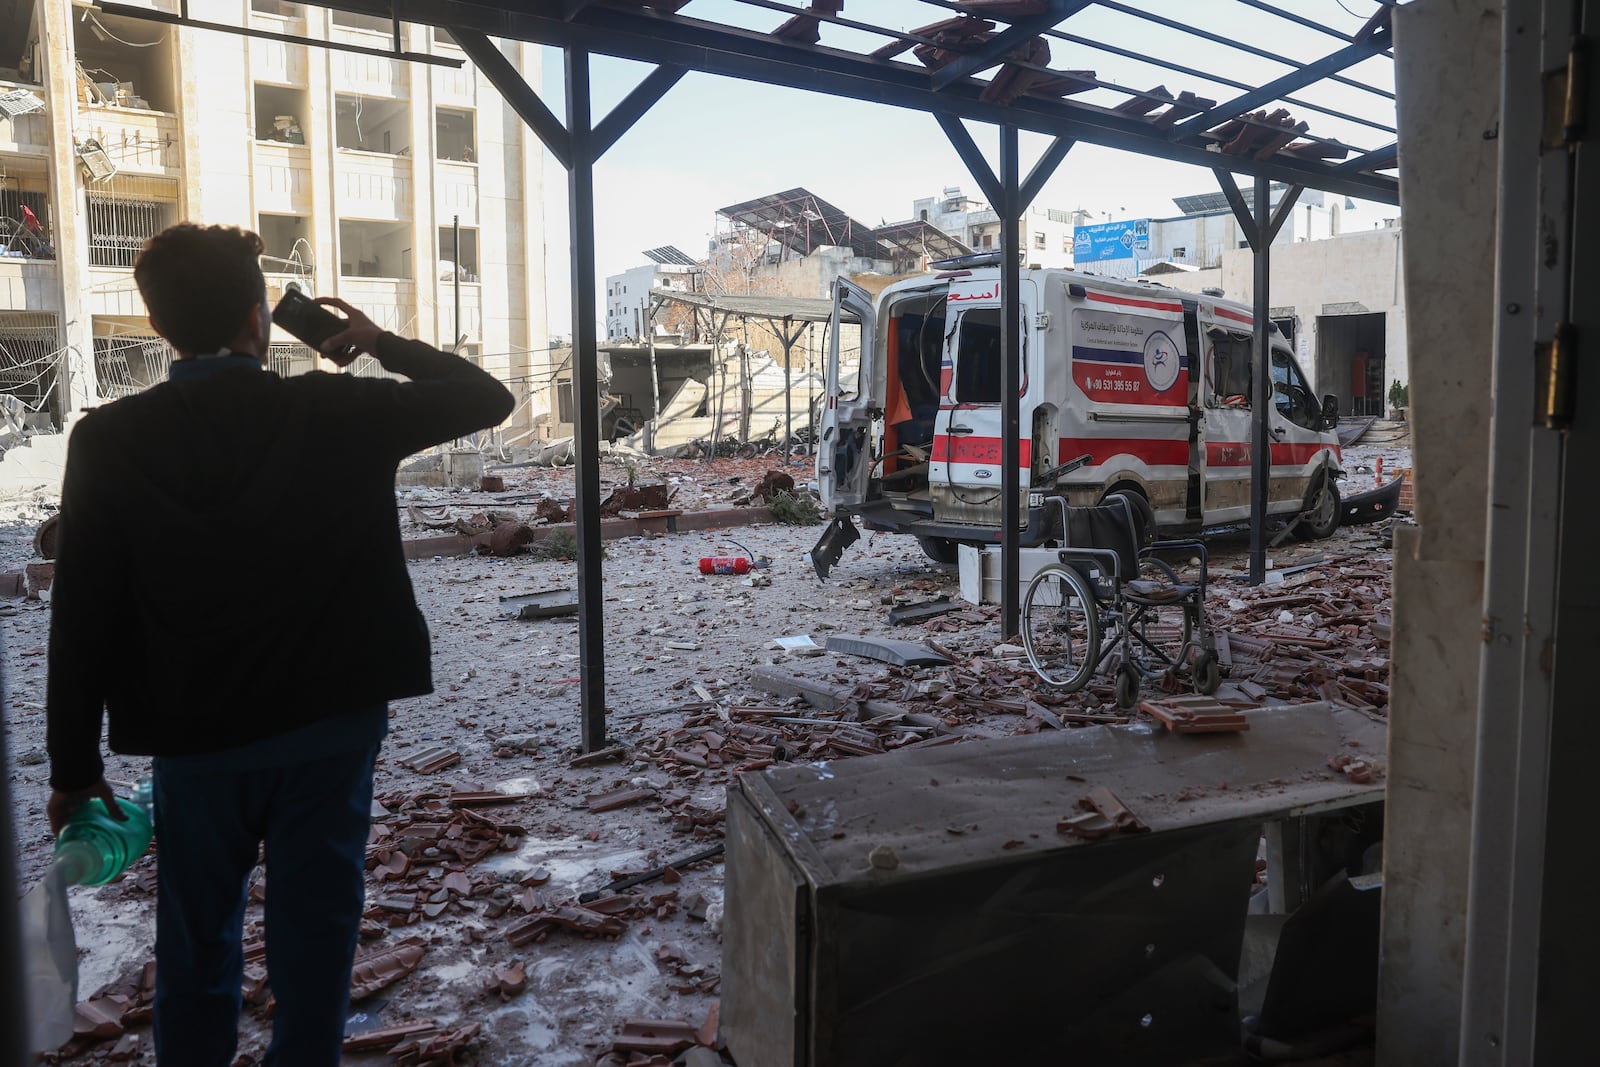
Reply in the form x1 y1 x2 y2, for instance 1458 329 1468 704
533 0 1399 336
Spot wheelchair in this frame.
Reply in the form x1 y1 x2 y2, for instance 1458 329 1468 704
1021 488 1220 709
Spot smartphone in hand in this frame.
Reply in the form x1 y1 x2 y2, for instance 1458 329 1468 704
271 285 358 366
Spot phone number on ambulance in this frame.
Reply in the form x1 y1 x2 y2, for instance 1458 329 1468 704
1088 378 1141 393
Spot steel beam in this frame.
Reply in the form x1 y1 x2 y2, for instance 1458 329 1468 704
565 48 608 751
934 113 1002 206
384 0 1399 204
1213 169 1261 249
1249 173 1272 586
1000 125 1022 640
1336 141 1400 173
1092 0 1395 102
928 1 1092 90
1170 27 1394 139
592 64 687 160
1020 136 1074 210
1266 184 1303 243
1046 27 1397 136
455 29 571 168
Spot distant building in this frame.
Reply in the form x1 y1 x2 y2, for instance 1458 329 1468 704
604 247 699 340
913 186 1075 267
1074 185 1351 279
1152 220 1407 416
0 1 548 433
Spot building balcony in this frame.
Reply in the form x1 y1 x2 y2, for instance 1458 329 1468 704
330 27 409 98
252 141 313 216
335 277 417 334
433 160 478 227
434 280 482 341
432 62 476 108
250 33 310 87
336 151 414 222
78 105 180 178
0 83 48 156
0 257 62 314
84 267 147 318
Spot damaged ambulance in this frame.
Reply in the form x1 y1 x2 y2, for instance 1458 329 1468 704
810 254 1344 577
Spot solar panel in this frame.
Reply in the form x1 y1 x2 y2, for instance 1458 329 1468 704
643 245 696 266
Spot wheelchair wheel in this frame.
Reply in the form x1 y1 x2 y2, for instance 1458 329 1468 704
1194 651 1222 696
1023 564 1099 691
1115 666 1140 710
1127 558 1193 677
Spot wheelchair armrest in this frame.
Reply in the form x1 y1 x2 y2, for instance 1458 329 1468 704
1141 539 1209 592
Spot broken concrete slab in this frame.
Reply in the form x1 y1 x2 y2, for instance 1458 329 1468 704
823 635 952 668
500 589 580 619
885 597 960 626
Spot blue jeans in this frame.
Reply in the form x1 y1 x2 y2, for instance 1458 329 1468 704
151 736 381 1067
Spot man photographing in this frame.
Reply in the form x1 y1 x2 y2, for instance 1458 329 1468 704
45 223 513 1065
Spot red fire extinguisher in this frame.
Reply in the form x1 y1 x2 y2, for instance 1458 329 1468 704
698 556 752 575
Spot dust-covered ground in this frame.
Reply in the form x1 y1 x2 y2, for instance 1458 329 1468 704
3 432 1406 1066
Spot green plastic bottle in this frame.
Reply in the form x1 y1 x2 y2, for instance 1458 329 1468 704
53 779 154 886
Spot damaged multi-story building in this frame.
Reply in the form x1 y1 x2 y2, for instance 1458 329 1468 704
0 0 548 483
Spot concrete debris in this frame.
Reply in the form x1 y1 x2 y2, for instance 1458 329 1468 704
488 522 536 557
823 635 953 667
1140 696 1252 734
499 589 580 619
397 746 462 774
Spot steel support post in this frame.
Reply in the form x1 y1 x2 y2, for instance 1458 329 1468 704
1249 173 1272 585
1000 125 1022 638
566 48 608 751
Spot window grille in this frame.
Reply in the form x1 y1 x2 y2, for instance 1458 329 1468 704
268 343 316 378
0 314 63 422
93 335 174 399
87 194 174 268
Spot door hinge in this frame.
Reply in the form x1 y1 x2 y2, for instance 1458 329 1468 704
1544 37 1589 148
1033 311 1051 330
1536 321 1577 429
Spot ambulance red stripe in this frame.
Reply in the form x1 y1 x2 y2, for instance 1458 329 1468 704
1084 291 1184 314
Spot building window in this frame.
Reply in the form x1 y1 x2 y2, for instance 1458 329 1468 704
331 9 391 31
86 187 177 268
93 332 175 399
436 107 476 162
1062 235 1071 253
981 233 994 249
254 84 308 143
335 94 410 155
919 209 928 221
252 0 301 15
438 226 478 280
258 213 312 274
72 10 178 112
339 219 412 278
1033 232 1046 250
0 312 63 426
1172 246 1187 260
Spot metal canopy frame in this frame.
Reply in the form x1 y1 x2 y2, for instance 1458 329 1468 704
101 0 1399 748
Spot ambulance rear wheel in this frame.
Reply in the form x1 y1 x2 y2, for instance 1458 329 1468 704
917 536 962 566
1292 476 1341 541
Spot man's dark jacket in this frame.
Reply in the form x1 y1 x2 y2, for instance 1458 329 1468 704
46 335 514 791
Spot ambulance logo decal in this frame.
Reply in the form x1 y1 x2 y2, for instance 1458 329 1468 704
1143 330 1181 393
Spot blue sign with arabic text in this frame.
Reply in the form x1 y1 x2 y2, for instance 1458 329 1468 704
1072 219 1151 262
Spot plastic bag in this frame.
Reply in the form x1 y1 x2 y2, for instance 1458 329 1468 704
21 862 78 1054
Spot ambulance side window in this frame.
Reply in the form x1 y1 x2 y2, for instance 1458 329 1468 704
952 308 1005 404
1206 328 1253 407
1271 348 1321 430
